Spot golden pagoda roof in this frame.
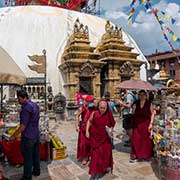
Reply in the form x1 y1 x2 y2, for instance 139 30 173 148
97 21 140 63
61 18 102 64
100 57 143 65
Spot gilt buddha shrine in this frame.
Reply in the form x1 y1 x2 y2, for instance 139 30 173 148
59 19 143 102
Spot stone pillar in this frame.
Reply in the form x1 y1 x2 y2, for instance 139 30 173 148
106 63 114 98
113 64 121 99
64 72 79 102
94 72 101 100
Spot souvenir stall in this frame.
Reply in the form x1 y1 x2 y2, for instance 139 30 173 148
1 85 67 164
0 47 67 166
153 87 180 180
1 90 67 164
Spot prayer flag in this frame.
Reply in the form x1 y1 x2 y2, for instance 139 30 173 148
163 15 170 21
151 8 158 15
161 11 165 15
130 0 136 7
128 7 135 20
176 38 180 43
166 27 171 32
140 0 146 4
171 18 176 24
172 34 178 41
145 3 150 10
159 20 164 25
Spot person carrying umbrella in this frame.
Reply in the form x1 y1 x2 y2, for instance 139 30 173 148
130 90 155 162
118 90 137 146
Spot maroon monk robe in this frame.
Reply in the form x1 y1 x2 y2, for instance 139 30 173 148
77 105 88 160
131 100 153 159
89 106 116 175
77 106 96 160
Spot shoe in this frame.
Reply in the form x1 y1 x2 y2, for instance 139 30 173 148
93 175 99 180
32 171 40 176
129 158 138 163
124 140 130 144
82 159 88 165
143 158 152 162
124 142 131 147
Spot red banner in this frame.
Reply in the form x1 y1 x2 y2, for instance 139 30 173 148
15 0 87 10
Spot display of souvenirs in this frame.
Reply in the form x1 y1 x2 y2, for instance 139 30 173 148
50 133 67 160
153 117 180 171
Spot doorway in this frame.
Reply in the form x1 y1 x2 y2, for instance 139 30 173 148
79 76 93 95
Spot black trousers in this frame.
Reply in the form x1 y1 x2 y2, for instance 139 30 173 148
21 137 40 180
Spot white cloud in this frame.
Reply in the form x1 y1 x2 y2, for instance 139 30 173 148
166 3 179 16
104 10 128 20
101 0 180 55
101 0 129 11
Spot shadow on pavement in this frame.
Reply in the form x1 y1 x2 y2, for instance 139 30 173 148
150 159 160 180
114 142 130 154
2 161 53 180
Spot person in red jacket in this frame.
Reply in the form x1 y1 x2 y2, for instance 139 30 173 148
75 95 95 165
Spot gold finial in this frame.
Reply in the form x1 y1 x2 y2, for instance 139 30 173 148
104 21 122 39
73 18 89 40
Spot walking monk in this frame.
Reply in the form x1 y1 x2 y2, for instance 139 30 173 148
75 95 95 165
86 99 116 180
130 90 154 162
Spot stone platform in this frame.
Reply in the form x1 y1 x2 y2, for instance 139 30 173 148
2 118 160 180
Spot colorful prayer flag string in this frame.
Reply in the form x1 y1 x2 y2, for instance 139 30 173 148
128 0 180 62
130 0 136 7
161 11 176 25
128 7 135 25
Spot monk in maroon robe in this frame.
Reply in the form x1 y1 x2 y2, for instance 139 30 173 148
86 99 116 179
75 95 95 165
130 90 154 162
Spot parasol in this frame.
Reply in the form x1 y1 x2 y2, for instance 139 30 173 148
0 47 26 85
0 47 26 111
116 79 156 91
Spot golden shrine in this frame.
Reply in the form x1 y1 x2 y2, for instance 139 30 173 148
59 19 143 102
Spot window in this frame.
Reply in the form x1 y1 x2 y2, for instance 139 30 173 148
170 69 176 77
157 60 165 69
151 61 155 69
169 58 175 67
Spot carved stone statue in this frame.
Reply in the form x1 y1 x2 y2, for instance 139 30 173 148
47 86 53 111
54 92 66 121
120 61 134 76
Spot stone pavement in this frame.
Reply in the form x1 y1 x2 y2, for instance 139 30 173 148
2 117 160 180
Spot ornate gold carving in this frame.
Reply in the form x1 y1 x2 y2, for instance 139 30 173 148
70 18 89 42
120 61 134 76
80 62 95 76
102 20 123 41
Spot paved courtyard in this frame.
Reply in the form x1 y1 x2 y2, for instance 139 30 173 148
2 117 160 180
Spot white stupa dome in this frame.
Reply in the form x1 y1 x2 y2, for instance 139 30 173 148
0 6 148 95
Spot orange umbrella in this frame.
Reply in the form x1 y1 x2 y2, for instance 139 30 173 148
116 80 156 91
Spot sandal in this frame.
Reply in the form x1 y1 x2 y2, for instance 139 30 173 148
82 159 88 165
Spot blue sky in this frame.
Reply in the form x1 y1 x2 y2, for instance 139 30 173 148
0 0 180 55
100 0 180 55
